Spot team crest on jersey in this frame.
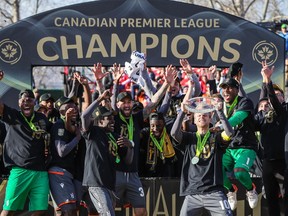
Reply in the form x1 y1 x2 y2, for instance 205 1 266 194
58 129 65 136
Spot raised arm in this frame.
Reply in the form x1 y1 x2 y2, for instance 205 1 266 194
261 61 284 115
139 67 157 99
81 90 111 131
180 59 201 97
142 65 177 120
74 73 92 112
110 63 124 111
170 77 196 142
92 62 110 95
170 102 186 144
214 100 234 139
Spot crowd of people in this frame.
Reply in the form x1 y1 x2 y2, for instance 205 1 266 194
0 53 287 216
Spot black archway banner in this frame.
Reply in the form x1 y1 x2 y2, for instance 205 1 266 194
0 0 285 107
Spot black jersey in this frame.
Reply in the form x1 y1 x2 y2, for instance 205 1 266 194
228 96 258 150
49 119 78 175
114 111 144 172
179 132 226 196
139 127 176 177
82 125 127 191
2 105 51 171
48 108 60 123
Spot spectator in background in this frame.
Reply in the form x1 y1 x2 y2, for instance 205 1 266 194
278 24 288 58
39 93 60 123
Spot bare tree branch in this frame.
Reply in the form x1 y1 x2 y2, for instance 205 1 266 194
0 10 13 23
3 0 13 7
261 0 269 21
209 0 215 9
231 0 240 16
244 0 257 17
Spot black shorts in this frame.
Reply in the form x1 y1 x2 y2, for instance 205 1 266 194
115 171 146 208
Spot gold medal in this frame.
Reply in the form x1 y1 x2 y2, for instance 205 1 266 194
191 156 199 165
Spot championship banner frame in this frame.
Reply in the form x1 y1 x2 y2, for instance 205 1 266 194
0 0 285 108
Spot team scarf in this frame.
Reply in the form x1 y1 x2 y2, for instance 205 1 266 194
146 127 175 165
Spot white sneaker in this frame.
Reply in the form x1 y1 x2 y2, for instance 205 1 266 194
227 184 238 210
246 183 258 209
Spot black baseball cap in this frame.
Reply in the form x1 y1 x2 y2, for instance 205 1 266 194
227 62 243 78
39 93 55 102
55 96 74 110
149 112 165 122
219 78 239 89
93 106 113 119
117 92 132 102
19 89 35 99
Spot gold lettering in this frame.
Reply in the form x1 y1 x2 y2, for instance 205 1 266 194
37 37 59 61
214 18 220 27
54 17 61 27
88 18 96 26
172 193 176 216
120 18 127 27
197 36 220 61
62 18 70 27
181 19 187 28
187 19 196 28
196 19 204 28
153 186 169 216
86 34 109 58
79 18 87 27
71 17 79 26
128 18 135 27
171 35 194 58
161 34 168 58
174 19 180 28
146 187 150 215
141 33 159 54
221 39 241 63
111 34 136 57
60 35 83 60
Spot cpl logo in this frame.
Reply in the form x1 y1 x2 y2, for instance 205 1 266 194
0 39 22 65
252 40 278 66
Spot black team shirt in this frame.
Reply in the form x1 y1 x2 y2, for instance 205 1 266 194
179 132 227 196
49 119 79 176
82 124 127 191
114 111 144 173
2 105 51 171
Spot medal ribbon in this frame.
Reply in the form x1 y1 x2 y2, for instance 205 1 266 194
119 112 134 141
21 112 37 131
150 127 166 155
195 131 210 157
224 96 238 118
107 133 120 163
